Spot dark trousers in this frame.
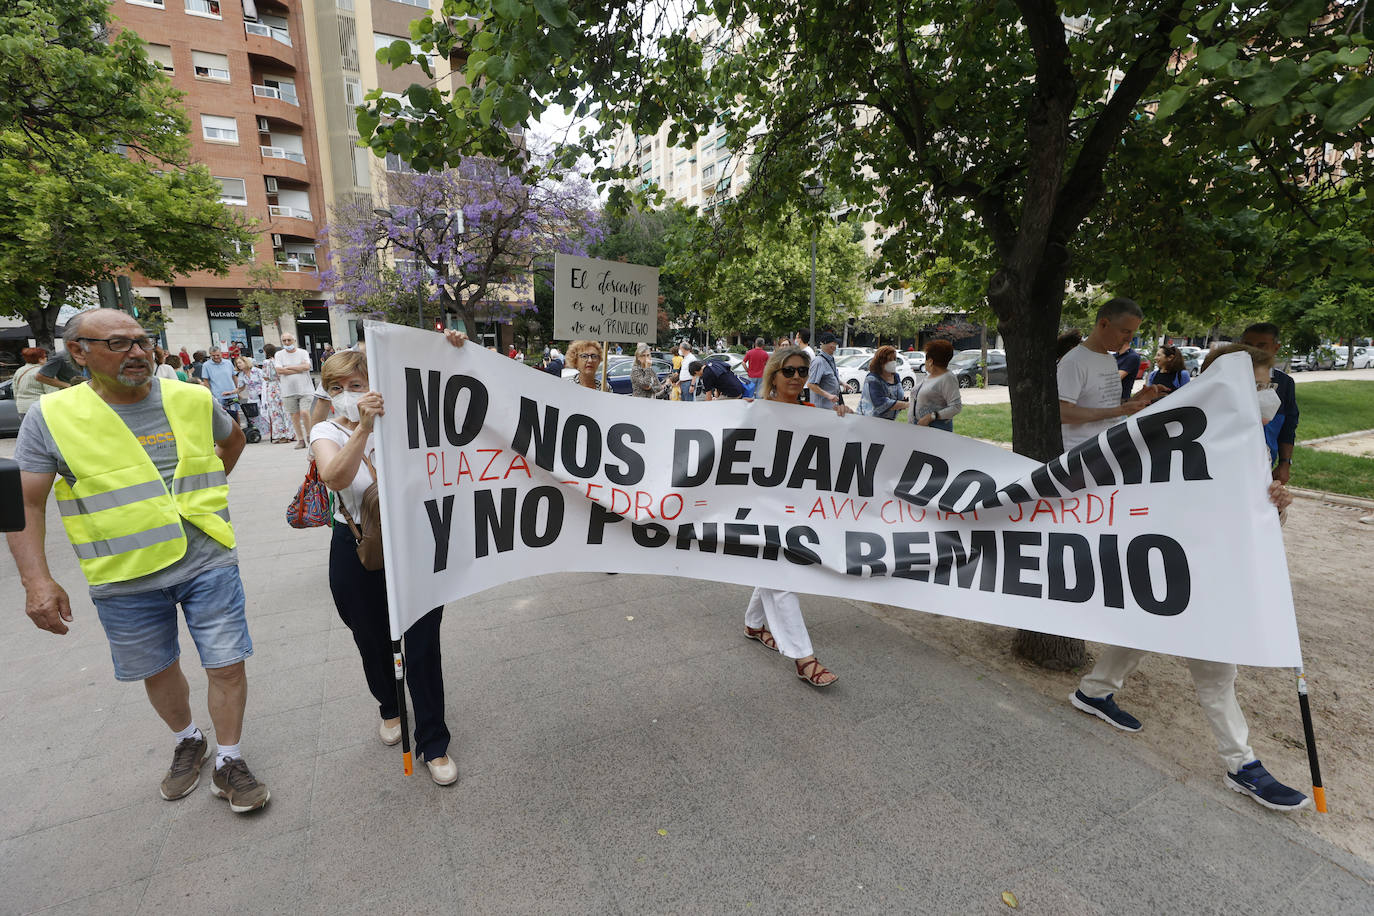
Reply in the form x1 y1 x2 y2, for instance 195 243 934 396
328 523 449 761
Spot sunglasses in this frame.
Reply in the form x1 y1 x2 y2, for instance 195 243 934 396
776 365 808 378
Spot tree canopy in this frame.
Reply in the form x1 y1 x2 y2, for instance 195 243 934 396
0 0 254 347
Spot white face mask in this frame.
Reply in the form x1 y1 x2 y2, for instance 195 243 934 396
332 391 363 422
283 344 297 352
1257 388 1281 424
884 361 899 374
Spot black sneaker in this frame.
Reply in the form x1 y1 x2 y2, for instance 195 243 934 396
211 758 271 813
1070 690 1143 732
1226 760 1310 811
159 732 210 800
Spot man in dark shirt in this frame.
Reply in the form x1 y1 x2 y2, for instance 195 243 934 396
33 350 85 390
688 359 746 400
1241 322 1299 484
1114 347 1142 402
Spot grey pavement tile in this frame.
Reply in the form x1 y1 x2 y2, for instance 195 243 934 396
306 805 455 910
596 835 783 915
1265 861 1374 916
243 660 326 719
24 880 149 916
241 702 324 774
244 629 331 676
308 740 444 825
987 865 1103 916
0 800 174 913
139 828 308 915
320 654 373 704
23 737 173 835
315 693 387 757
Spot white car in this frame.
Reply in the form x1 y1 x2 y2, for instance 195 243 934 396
834 346 874 360
835 352 920 395
1331 346 1374 369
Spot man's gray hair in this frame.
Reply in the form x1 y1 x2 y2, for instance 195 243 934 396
61 311 93 352
1095 297 1143 323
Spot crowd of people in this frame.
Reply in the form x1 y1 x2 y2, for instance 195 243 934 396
3 300 1318 813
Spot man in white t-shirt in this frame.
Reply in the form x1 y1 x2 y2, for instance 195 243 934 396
677 342 696 401
272 333 314 449
1056 297 1162 452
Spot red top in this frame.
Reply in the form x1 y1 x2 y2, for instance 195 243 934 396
743 347 769 378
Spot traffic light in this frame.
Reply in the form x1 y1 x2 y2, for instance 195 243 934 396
116 276 138 317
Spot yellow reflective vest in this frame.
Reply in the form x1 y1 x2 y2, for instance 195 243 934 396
41 379 236 586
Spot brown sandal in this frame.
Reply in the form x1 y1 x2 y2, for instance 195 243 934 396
795 657 837 687
745 625 778 651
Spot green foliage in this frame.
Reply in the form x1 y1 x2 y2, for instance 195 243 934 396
0 0 254 346
1283 381 1374 441
1290 447 1374 500
589 203 696 321
1254 222 1374 354
237 263 306 332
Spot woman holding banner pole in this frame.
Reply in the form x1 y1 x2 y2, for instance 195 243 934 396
745 347 847 687
310 352 457 786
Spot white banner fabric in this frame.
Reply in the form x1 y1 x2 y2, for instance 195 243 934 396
368 322 1301 667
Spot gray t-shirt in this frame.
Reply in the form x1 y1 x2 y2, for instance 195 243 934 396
15 382 239 597
807 351 840 399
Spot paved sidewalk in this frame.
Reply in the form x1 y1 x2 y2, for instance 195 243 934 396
2 436 1371 915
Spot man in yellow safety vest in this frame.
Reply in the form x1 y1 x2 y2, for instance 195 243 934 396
6 310 270 813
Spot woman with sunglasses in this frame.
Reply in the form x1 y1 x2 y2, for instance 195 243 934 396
742 346 846 687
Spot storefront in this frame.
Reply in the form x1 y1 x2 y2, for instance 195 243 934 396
295 300 333 370
206 300 265 363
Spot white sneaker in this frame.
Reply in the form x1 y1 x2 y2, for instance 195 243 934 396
426 755 458 786
378 718 402 746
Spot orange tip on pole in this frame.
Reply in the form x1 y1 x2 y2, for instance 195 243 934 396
1313 786 1327 813
403 751 413 776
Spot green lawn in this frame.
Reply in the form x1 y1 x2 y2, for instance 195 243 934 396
895 381 1374 498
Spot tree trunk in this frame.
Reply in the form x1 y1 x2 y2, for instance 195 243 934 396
992 263 1087 671
24 288 66 351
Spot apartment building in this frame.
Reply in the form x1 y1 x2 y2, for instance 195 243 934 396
113 0 336 361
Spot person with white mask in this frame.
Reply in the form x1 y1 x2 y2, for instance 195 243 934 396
273 334 314 449
1070 341 1309 812
309 352 457 786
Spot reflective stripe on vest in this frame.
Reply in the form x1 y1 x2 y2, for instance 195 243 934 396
41 379 235 585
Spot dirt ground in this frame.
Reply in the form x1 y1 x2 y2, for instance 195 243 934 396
1310 432 1374 459
868 494 1374 863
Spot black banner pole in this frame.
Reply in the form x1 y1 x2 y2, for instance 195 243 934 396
393 639 413 775
1296 665 1326 812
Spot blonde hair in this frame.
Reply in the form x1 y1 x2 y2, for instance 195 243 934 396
759 346 810 401
321 350 367 391
565 340 602 367
1201 343 1273 374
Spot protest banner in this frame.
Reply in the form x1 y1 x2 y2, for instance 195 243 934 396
367 321 1302 668
552 253 659 342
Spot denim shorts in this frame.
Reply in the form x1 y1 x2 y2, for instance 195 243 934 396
92 564 253 681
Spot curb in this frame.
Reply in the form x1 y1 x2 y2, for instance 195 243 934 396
1299 428 1374 447
1290 486 1374 512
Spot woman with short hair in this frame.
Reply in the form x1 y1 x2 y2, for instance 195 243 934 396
859 345 909 420
565 340 605 390
12 347 48 417
630 343 669 398
310 351 456 786
910 339 962 431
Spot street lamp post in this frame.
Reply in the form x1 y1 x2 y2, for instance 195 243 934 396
804 183 825 346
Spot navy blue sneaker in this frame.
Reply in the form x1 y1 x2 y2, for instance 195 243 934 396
1226 760 1310 811
1070 690 1143 732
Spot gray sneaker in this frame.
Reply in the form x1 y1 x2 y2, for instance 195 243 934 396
211 758 271 813
160 733 210 800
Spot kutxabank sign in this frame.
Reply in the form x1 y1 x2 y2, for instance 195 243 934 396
368 322 1300 667
552 253 658 343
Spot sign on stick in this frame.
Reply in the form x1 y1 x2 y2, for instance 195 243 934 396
553 254 659 343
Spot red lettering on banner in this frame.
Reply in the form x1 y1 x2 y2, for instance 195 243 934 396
610 487 632 515
1061 496 1082 523
830 497 868 520
426 451 440 489
808 498 827 519
504 454 531 480
634 490 657 520
456 451 473 483
660 493 684 520
477 449 503 482
1028 500 1058 524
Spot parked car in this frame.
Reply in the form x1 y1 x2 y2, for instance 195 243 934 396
835 352 921 395
0 378 19 437
1175 345 1205 375
949 349 1008 388
562 355 676 394
834 346 874 360
1331 346 1374 369
1290 347 1338 372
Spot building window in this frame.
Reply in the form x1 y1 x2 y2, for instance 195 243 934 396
127 0 165 8
336 0 353 8
701 164 714 180
201 114 238 143
389 0 428 6
144 42 174 73
184 0 221 18
352 148 372 187
373 32 431 67
215 177 247 205
385 153 421 175
343 77 364 107
191 50 230 82
889 288 904 303
230 238 255 258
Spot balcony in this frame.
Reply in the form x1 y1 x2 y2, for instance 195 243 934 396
275 252 318 273
269 204 313 221
244 22 295 69
253 85 303 126
260 145 310 182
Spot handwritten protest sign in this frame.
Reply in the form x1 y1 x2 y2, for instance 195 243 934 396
368 321 1300 667
552 253 658 342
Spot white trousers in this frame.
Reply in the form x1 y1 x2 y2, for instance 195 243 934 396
745 588 814 660
1079 646 1255 773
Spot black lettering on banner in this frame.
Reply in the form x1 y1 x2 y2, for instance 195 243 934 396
672 430 715 487
786 435 832 490
1135 407 1211 483
939 469 998 513
406 368 439 449
1126 534 1190 616
1074 437 1118 489
442 375 488 447
520 486 564 548
606 423 646 485
676 521 718 553
1105 424 1143 485
762 524 782 561
424 495 455 572
723 523 761 558
892 531 931 581
784 526 821 565
716 428 756 486
1001 530 1042 598
511 398 558 469
474 488 516 557
1099 534 1125 608
1046 533 1094 602
587 502 623 544
631 521 671 548
933 530 998 590
845 531 887 576
561 413 600 478
752 431 792 487
834 442 884 497
1029 462 1062 499
894 450 948 507
989 481 1033 513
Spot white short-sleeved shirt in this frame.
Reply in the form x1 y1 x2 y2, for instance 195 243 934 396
1058 344 1124 451
274 348 313 398
309 420 375 524
678 353 696 381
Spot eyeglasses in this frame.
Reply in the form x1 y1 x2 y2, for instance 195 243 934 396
77 336 155 353
776 365 808 378
578 353 601 361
